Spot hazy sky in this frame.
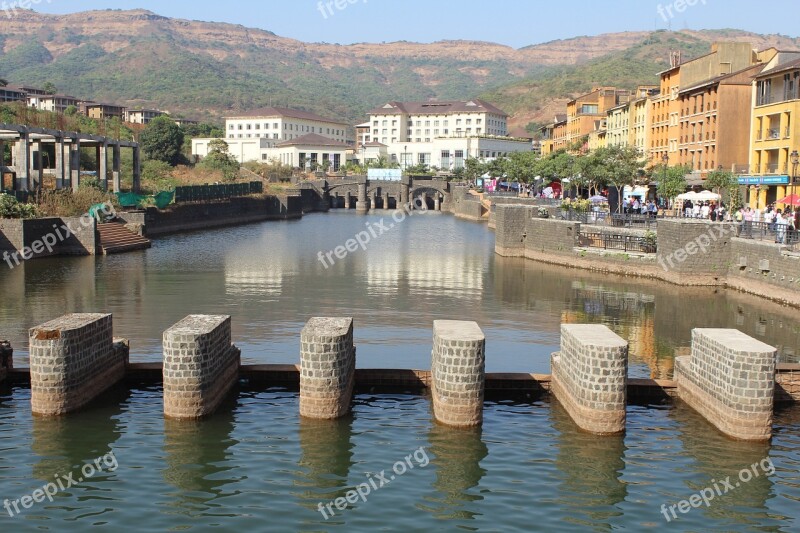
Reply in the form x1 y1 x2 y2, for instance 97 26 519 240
31 0 799 48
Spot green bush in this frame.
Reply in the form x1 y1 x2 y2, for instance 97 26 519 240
0 193 38 219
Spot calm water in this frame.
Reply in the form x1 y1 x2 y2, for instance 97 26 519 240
1 211 800 531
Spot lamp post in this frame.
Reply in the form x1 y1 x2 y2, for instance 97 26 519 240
662 152 669 211
791 150 799 217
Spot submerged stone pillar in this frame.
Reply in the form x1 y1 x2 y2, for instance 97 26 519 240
300 317 356 419
0 340 12 383
344 192 351 209
431 320 486 427
29 314 127 416
162 315 241 420
675 329 776 441
383 192 390 210
550 324 628 435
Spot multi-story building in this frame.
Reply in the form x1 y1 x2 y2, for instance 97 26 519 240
744 51 800 209
676 63 766 175
364 100 528 169
27 94 80 113
355 122 371 148
173 118 199 127
606 104 630 148
0 85 26 103
629 96 652 154
566 87 630 145
84 103 127 120
650 62 682 166
367 100 508 145
224 107 350 146
125 109 166 125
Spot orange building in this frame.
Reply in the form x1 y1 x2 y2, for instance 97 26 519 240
566 87 630 146
649 64 681 166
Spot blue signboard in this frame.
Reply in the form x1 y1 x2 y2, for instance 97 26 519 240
368 169 403 181
738 175 790 185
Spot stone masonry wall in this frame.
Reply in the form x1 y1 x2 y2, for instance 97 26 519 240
525 217 581 256
431 320 486 428
454 198 485 221
163 315 241 420
300 317 356 419
654 219 733 284
728 239 800 295
550 324 628 435
675 329 777 441
29 313 126 416
495 205 532 256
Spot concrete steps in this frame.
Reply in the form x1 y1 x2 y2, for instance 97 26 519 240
97 222 151 255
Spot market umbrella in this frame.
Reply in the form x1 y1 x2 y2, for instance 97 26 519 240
777 194 800 206
692 191 721 201
589 195 608 203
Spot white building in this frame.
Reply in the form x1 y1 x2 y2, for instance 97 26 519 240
364 100 529 169
27 94 80 113
224 107 351 146
193 133 349 171
125 109 166 125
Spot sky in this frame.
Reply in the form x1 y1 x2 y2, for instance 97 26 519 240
28 0 800 48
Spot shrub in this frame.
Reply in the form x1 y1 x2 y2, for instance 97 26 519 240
0 193 38 219
537 207 550 218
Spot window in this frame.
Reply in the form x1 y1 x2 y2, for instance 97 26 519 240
237 124 243 130
382 120 388 127
476 119 482 125
265 123 270 129
229 124 234 130
456 119 462 125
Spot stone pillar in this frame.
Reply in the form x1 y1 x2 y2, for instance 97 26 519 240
400 184 409 206
434 194 441 211
29 314 127 416
300 317 356 420
383 192 390 210
34 141 44 190
675 329 776 441
495 205 534 257
98 143 108 191
356 182 368 213
431 320 486 428
54 139 64 189
162 315 241 420
0 340 12 383
331 193 338 209
71 139 81 192
550 324 629 435
15 134 29 191
112 143 121 193
344 192 351 209
132 145 141 193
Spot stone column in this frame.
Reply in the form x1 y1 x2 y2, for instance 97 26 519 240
29 314 127 416
34 141 44 190
400 184 409 206
0 340 12 384
344 192 351 209
112 143 121 193
71 139 81 192
431 320 486 428
675 329 776 441
550 324 629 435
163 315 241 420
132 145 141 193
300 317 356 420
383 192 390 210
330 193 338 209
434 194 441 211
15 134 29 191
54 139 64 189
98 143 108 191
356 182 368 213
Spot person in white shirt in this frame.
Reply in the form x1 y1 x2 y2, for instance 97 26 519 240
692 202 701 218
701 203 710 219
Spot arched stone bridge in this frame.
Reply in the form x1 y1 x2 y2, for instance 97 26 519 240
299 176 451 212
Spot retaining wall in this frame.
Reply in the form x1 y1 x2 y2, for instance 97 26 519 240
0 216 97 259
675 329 777 441
550 324 629 435
29 314 127 416
162 315 240 420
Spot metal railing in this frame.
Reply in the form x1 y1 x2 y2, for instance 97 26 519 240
577 231 655 253
737 221 798 247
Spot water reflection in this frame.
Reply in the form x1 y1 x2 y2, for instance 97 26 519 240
31 386 128 482
670 405 783 527
549 400 627 529
426 423 488 521
295 414 355 515
162 398 239 515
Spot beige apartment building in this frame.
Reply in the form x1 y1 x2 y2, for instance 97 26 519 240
225 107 350 146
566 87 630 146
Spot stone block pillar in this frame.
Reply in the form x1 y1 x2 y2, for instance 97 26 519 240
356 181 369 213
34 141 44 189
300 317 356 419
162 315 241 420
434 194 441 211
54 140 65 189
132 145 141 193
383 192 390 210
112 143 121 193
550 324 629 435
98 143 108 191
344 192 351 209
70 139 81 192
675 329 776 441
15 134 29 191
0 340 11 383
431 320 486 427
29 314 126 416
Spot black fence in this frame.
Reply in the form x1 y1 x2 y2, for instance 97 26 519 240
173 182 264 203
559 209 658 230
577 231 656 254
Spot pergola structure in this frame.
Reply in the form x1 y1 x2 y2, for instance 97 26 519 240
0 123 141 193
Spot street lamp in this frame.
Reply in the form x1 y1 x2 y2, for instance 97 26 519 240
662 153 669 210
791 150 799 213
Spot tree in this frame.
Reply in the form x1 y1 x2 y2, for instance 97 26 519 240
42 82 57 95
140 115 185 165
200 139 240 182
706 168 738 205
657 164 690 208
602 146 646 213
463 157 485 182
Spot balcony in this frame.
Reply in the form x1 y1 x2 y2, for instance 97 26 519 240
734 164 751 174
767 128 781 140
766 163 785 174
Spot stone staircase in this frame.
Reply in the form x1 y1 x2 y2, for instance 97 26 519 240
97 223 151 255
